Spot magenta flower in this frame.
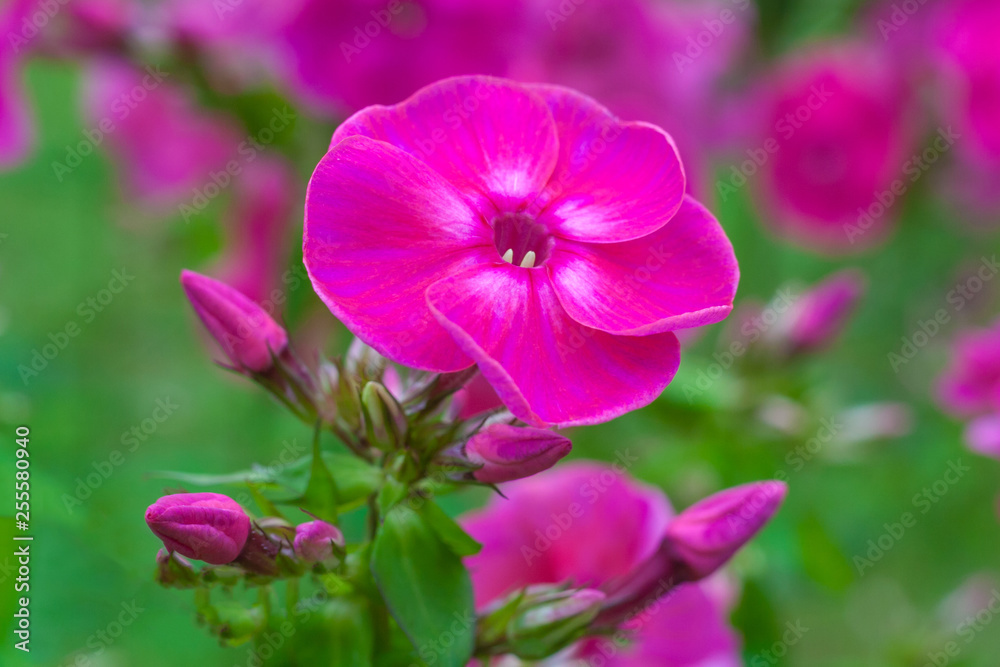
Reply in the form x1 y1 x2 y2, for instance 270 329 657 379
925 0 1000 217
465 423 572 484
932 0 1000 167
461 463 742 665
936 320 1000 417
145 492 250 565
83 59 239 210
0 0 35 169
304 76 738 426
783 269 866 353
293 520 345 562
279 0 523 112
180 270 289 373
754 46 917 253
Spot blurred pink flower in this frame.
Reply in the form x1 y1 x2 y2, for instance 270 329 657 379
783 268 866 353
512 0 755 198
160 0 302 44
304 76 738 426
932 0 1000 167
936 319 1000 417
64 0 138 51
83 58 240 210
214 157 296 306
753 45 918 254
0 0 36 169
278 0 526 113
964 414 1000 459
927 0 1000 216
461 463 742 665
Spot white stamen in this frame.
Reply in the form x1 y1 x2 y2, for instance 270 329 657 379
501 249 514 264
519 251 537 269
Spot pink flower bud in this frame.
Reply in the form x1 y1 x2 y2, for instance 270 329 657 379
785 270 866 352
180 270 288 372
145 492 250 565
666 481 787 580
293 520 345 563
465 424 572 484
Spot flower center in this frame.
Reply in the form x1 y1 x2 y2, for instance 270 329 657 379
492 212 553 269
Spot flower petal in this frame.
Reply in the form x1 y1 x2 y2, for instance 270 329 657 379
427 265 680 426
526 83 686 243
305 135 493 372
548 196 737 335
332 76 559 213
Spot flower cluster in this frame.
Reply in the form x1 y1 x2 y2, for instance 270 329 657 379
137 72 790 664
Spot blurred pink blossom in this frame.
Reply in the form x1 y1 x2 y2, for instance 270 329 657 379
83 58 240 211
782 268 866 353
513 0 755 198
0 0 36 169
937 319 1000 418
928 0 1000 216
461 463 742 665
278 0 526 113
964 414 1000 459
751 45 918 253
214 157 296 306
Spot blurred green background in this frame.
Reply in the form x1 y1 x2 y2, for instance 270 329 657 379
3 0 1000 665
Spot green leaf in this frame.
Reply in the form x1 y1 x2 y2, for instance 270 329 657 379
376 476 409 516
371 507 476 667
289 427 340 523
150 453 382 512
419 500 481 557
248 485 285 519
148 468 278 487
322 598 374 667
